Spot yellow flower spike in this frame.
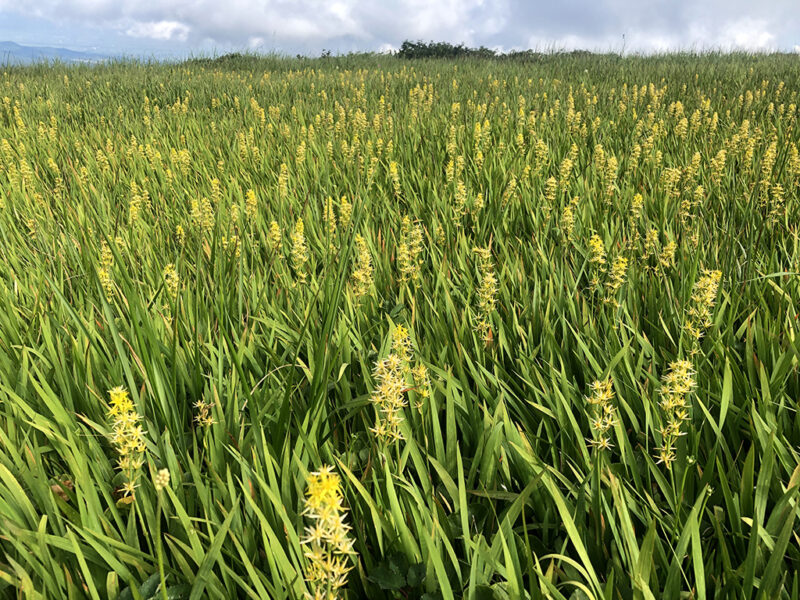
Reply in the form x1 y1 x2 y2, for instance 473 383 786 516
194 400 215 427
472 247 498 344
686 269 722 342
588 234 606 267
244 189 257 220
351 234 374 301
586 378 617 452
302 466 355 599
268 220 282 253
606 255 628 305
162 264 179 300
654 360 696 469
105 387 145 498
369 323 428 444
339 196 352 230
397 216 424 284
291 218 309 284
278 162 289 200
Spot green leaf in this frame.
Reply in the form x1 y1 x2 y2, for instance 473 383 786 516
369 561 406 590
407 563 426 588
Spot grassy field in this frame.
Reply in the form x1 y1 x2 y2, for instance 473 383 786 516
0 52 799 599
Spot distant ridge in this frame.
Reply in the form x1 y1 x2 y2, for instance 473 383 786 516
0 41 109 64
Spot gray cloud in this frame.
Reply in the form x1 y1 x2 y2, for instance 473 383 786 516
0 0 798 54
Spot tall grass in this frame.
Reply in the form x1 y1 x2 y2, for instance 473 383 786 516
0 53 798 599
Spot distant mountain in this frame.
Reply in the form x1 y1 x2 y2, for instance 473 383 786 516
0 41 109 65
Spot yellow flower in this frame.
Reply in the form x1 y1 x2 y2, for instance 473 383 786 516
153 468 170 492
323 197 337 251
302 466 355 599
106 387 145 497
606 255 628 300
588 234 606 266
586 378 616 452
194 399 215 427
351 234 373 301
162 264 179 300
268 220 282 253
560 196 579 240
291 218 309 284
245 188 257 220
686 269 722 341
389 160 401 197
369 324 426 443
655 360 696 469
339 196 352 230
98 266 114 301
191 197 214 233
278 162 289 200
630 193 643 220
473 247 498 344
654 240 675 269
397 216 423 283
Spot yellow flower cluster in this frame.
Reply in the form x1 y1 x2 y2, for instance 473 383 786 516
153 468 170 492
278 162 289 200
685 269 722 342
586 378 617 451
191 196 214 233
588 234 606 266
369 354 407 444
397 216 423 283
474 247 498 344
560 196 579 240
350 234 374 301
389 160 401 197
339 196 352 230
659 240 677 268
588 233 606 290
767 183 785 226
655 360 696 468
603 155 618 200
642 228 659 262
410 363 430 412
369 325 428 444
98 240 114 301
630 193 644 222
453 179 468 219
129 180 149 225
195 399 215 428
244 188 257 220
162 263 179 300
291 218 309 284
268 220 282 253
302 466 355 600
710 149 727 184
605 255 628 301
501 175 518 206
106 386 145 497
543 176 558 218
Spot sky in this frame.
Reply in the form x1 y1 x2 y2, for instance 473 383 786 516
0 0 798 58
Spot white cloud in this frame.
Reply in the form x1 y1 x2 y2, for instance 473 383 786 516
0 0 510 50
126 20 190 42
248 36 265 49
0 0 797 54
719 18 775 49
